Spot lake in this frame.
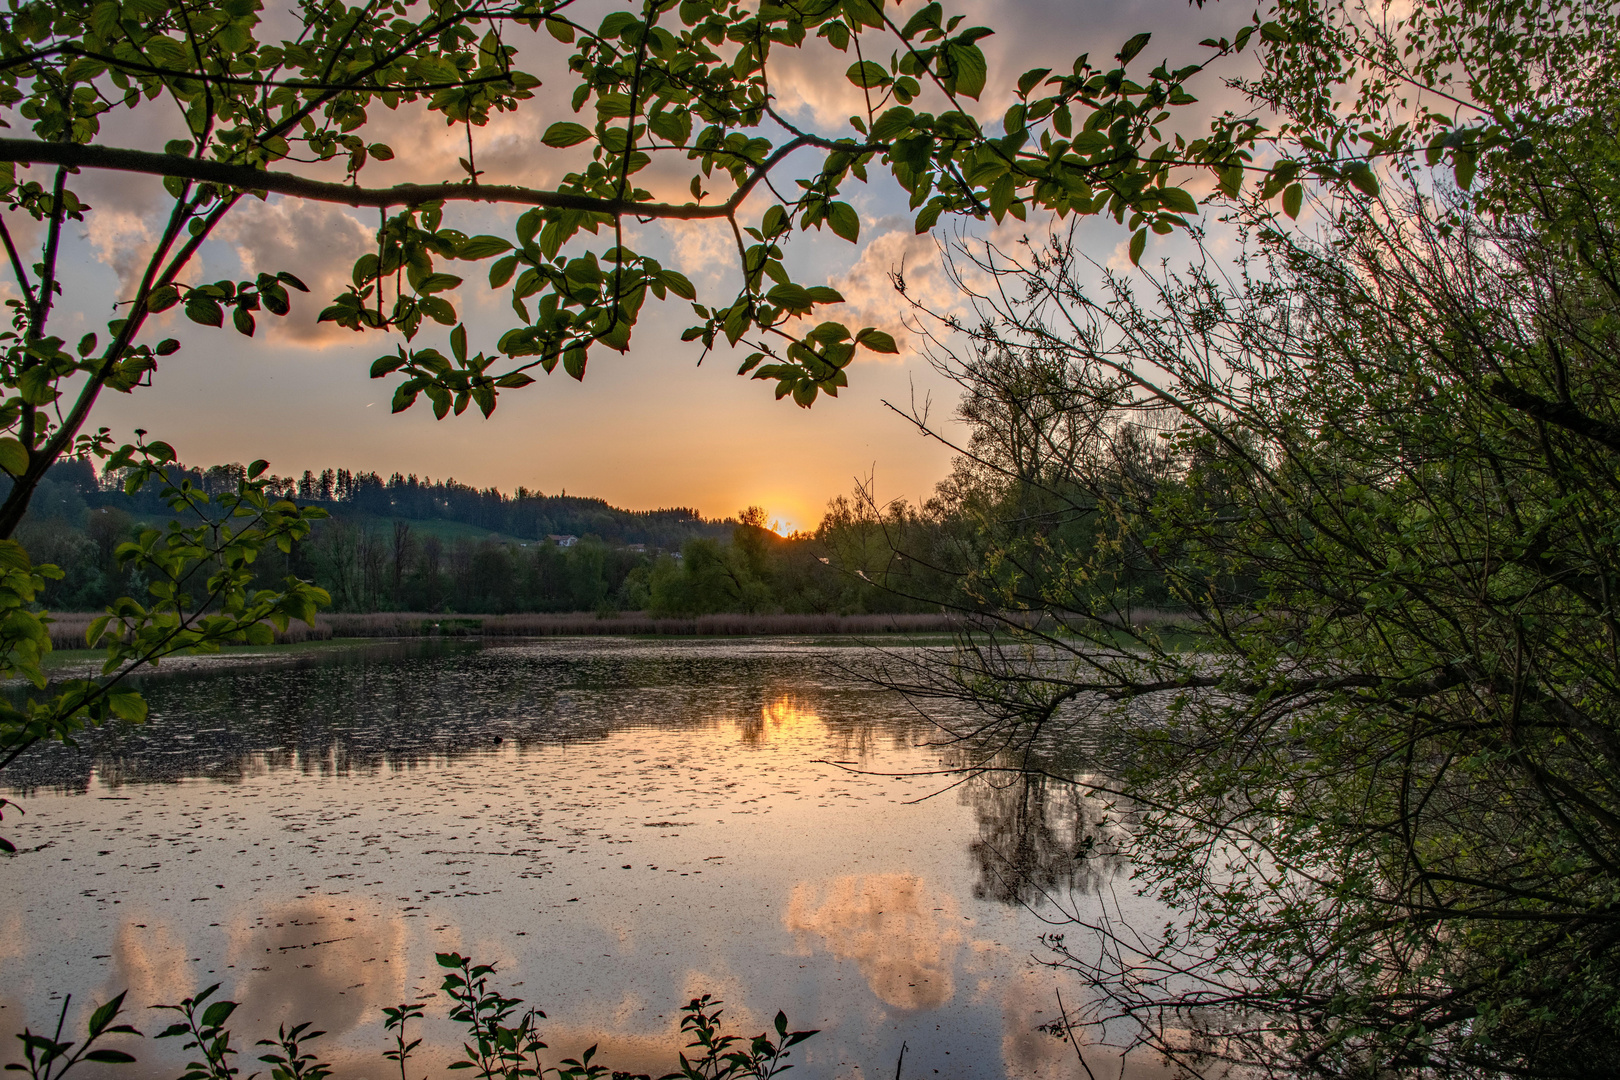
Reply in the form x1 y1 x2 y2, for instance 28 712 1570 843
0 638 1160 1079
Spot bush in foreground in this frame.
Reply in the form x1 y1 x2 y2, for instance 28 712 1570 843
8 953 816 1080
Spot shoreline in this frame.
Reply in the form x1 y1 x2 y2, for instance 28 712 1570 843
33 627 963 682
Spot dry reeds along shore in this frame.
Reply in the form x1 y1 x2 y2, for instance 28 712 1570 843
41 610 968 650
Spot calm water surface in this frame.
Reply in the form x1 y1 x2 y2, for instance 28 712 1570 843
0 638 1155 1079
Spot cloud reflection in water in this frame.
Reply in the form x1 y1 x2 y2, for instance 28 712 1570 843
785 873 963 1010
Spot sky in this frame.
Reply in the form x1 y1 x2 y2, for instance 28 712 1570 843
25 0 1251 535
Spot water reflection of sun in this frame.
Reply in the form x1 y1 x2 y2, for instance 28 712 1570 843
735 696 825 744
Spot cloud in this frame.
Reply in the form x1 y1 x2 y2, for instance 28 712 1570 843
0 205 43 257
659 219 737 291
217 198 374 345
818 217 987 359
766 49 870 128
84 206 160 300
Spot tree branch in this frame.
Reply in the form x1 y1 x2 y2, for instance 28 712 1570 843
0 139 738 218
1488 376 1620 454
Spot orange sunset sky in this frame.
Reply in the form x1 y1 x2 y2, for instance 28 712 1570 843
37 0 1240 534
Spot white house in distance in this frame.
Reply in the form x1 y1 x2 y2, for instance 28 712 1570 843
548 534 579 548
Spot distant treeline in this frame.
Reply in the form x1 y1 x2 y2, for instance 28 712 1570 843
16 458 731 547
10 461 939 619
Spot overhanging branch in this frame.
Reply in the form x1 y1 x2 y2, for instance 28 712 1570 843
0 138 736 218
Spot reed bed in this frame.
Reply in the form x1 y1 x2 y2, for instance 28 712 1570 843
480 611 964 636
42 607 1192 651
41 610 966 649
44 612 104 651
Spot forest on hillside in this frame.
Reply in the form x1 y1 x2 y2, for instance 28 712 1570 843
7 461 941 617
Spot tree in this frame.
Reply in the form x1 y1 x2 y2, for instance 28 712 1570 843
0 0 1256 772
883 0 1620 1074
649 535 771 613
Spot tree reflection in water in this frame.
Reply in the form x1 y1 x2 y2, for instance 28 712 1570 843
964 767 1126 907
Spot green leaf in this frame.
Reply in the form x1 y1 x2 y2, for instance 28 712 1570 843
1282 182 1303 219
598 316 632 352
808 321 851 343
458 235 513 259
415 274 463 295
768 284 815 311
661 271 697 300
945 43 987 99
0 540 29 571
856 328 899 353
900 2 943 39
147 285 180 312
371 352 407 378
1017 67 1052 96
489 255 519 289
0 438 27 477
828 202 861 243
648 109 693 146
199 1000 237 1031
186 298 223 327
563 347 587 381
107 690 147 722
89 994 127 1037
90 0 121 40
989 174 1016 221
1158 187 1197 215
1454 148 1477 190
542 123 592 148
1118 32 1151 65
846 61 889 89
1344 162 1380 197
17 366 56 405
1129 227 1146 266
598 10 638 37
